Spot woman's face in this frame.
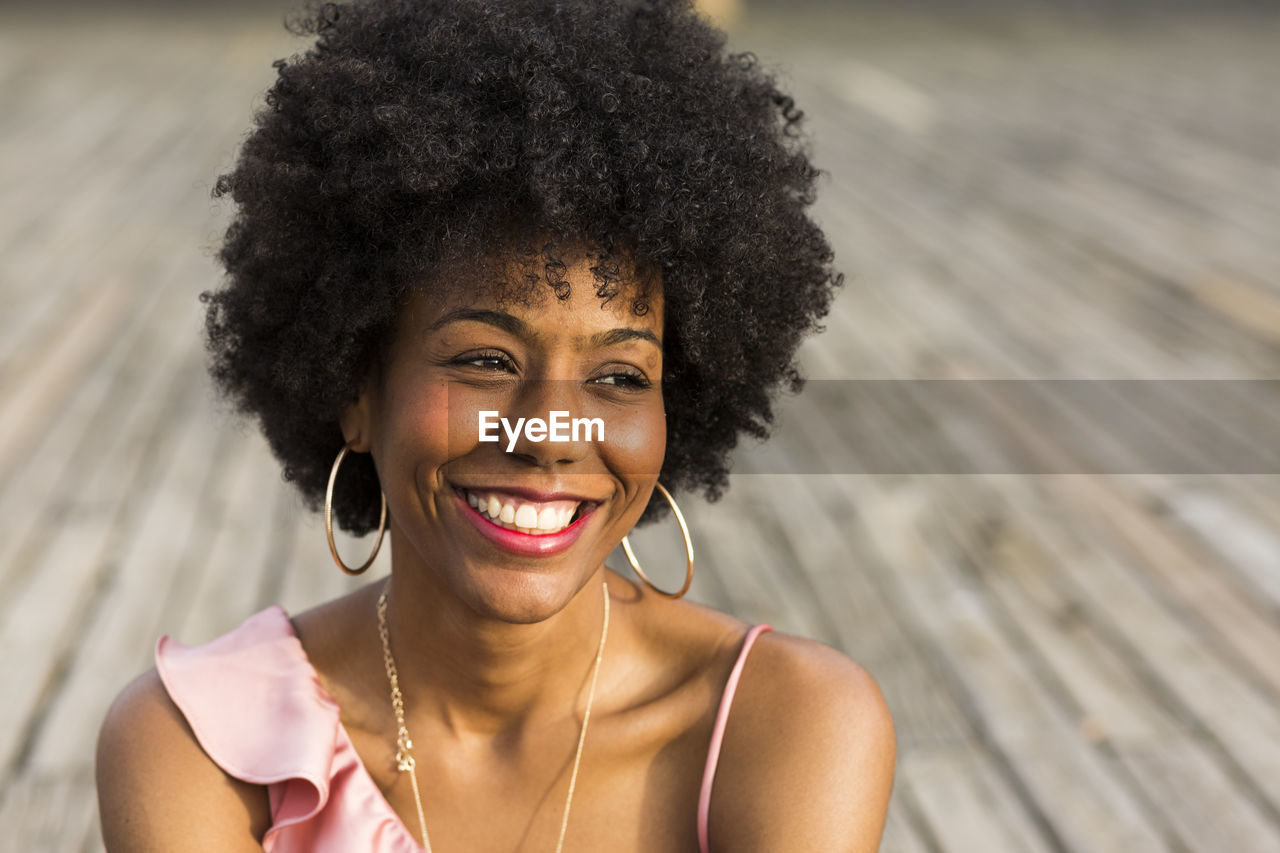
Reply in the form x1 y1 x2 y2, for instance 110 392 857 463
346 247 665 623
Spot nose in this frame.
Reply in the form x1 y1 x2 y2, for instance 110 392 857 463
505 378 595 467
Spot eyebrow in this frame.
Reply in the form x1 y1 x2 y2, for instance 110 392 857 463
428 308 528 337
430 307 661 349
587 327 662 349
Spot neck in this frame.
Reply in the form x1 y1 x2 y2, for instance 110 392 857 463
379 541 612 740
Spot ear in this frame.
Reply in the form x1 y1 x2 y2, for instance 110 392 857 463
338 369 378 452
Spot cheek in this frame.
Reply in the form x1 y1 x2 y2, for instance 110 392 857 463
601 401 666 477
381 379 453 471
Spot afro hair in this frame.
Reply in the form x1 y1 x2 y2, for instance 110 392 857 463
203 0 842 533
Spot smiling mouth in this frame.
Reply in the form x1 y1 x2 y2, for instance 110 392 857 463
458 488 593 536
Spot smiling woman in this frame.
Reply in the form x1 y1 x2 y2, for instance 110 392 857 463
94 1 895 851
344 253 670 621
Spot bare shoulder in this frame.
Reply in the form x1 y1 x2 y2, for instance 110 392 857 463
96 668 270 852
708 631 897 853
608 571 751 669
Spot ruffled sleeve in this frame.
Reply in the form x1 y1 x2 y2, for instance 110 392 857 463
155 606 343 849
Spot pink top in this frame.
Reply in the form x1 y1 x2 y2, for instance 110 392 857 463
155 605 772 852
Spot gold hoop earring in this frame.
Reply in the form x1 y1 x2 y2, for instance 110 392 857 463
325 443 387 576
620 482 694 599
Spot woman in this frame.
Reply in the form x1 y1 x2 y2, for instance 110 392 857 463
95 0 895 850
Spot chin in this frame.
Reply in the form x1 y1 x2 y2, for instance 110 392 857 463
457 562 587 624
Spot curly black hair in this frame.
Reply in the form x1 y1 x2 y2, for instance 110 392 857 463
203 0 841 534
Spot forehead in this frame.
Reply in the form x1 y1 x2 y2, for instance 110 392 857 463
397 242 664 339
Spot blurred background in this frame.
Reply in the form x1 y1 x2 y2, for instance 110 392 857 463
2 0 1279 850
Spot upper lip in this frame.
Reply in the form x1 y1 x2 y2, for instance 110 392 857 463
451 483 606 505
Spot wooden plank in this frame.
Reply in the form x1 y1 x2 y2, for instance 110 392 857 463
937 482 1178 743
1191 274 1280 347
688 493 811 632
25 397 239 773
805 65 1280 372
933 477 1280 848
84 826 106 853
0 351 215 780
0 260 198 605
1006 481 1280 819
805 15 1280 219
0 766 98 853
0 278 136 482
1124 739 1280 853
0 25 263 598
1147 477 1280 616
843 477 1170 852
1082 380 1278 476
942 373 1280 702
879 786 938 853
169 432 294 644
736 472 975 751
768 376 1259 845
899 743 1057 853
811 73 1280 369
0 52 201 357
0 281 169 592
816 140 1225 381
818 193 1113 381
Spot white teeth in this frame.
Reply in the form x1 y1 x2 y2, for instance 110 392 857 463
514 504 538 529
464 489 583 535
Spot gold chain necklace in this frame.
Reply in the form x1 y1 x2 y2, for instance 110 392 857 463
377 580 611 853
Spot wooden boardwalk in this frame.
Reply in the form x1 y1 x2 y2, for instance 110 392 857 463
2 3 1279 850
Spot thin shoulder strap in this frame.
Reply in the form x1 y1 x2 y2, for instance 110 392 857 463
697 623 773 853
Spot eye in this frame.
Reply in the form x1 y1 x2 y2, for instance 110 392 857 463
453 350 517 372
590 368 652 389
